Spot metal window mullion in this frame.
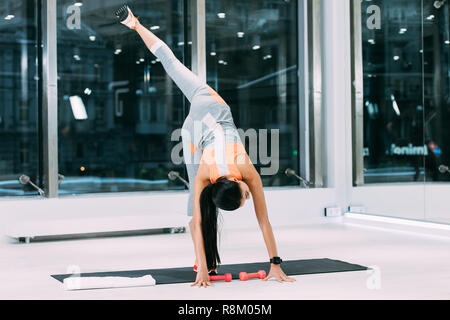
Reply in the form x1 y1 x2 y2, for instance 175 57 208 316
42 0 58 197
307 0 323 188
298 0 310 186
190 0 206 83
350 0 364 186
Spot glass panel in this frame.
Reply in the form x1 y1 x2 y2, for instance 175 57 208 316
0 0 40 196
205 0 300 186
361 0 426 184
423 0 450 224
423 1 450 183
56 0 187 194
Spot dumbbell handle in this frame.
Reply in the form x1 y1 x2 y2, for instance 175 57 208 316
210 273 232 282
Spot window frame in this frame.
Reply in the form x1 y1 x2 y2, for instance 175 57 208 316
37 0 322 198
350 0 365 187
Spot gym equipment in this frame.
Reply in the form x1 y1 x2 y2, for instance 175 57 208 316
52 258 367 288
239 270 266 281
7 215 188 244
210 273 232 282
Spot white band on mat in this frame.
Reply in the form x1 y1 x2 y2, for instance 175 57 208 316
63 275 156 290
150 41 163 54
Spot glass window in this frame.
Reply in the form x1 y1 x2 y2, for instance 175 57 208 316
360 0 450 184
56 0 187 194
205 0 300 186
0 0 40 196
422 1 450 183
361 0 426 183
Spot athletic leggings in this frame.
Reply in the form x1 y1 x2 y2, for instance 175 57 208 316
150 40 243 217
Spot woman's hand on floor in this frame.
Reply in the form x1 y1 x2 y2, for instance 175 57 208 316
191 269 213 288
263 265 296 283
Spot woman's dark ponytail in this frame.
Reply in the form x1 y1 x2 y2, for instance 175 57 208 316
199 177 242 271
200 184 221 271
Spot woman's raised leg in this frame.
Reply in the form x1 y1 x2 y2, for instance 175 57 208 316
116 5 205 102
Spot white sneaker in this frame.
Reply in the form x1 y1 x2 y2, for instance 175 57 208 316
115 4 139 29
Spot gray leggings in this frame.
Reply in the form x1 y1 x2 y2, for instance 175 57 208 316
151 40 242 217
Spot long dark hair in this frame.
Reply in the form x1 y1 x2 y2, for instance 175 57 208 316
199 177 242 270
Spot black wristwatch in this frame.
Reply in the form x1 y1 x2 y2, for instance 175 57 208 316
270 257 283 265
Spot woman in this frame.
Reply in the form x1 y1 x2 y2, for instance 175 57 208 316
116 5 295 287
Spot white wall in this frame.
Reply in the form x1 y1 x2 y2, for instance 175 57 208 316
0 187 339 240
321 0 353 212
351 184 426 220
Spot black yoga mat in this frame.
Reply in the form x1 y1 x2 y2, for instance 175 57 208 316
52 258 367 285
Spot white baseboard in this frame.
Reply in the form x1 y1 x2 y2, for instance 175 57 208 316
343 212 450 239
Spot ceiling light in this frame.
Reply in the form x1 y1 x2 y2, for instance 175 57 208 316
69 96 88 120
390 94 401 116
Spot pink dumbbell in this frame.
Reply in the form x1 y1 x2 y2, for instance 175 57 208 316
210 273 232 282
239 270 266 281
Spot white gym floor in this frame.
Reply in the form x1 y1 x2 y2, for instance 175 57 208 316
1 220 450 300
